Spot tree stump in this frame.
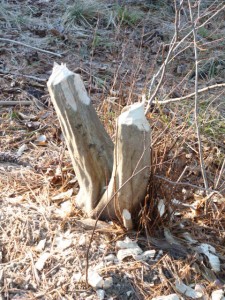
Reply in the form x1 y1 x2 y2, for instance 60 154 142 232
47 64 113 213
92 102 151 229
47 64 151 229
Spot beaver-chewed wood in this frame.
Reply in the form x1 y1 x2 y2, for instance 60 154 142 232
91 102 151 226
47 63 113 213
48 64 151 229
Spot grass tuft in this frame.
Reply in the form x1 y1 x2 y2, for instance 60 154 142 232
63 0 107 28
113 5 144 27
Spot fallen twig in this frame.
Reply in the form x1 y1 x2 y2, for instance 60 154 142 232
0 38 62 57
0 101 33 106
0 70 47 82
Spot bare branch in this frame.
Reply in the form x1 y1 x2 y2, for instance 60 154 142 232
144 2 224 113
153 83 225 104
188 0 208 190
171 3 224 56
144 1 182 114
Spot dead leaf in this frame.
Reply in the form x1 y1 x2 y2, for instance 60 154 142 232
35 252 51 271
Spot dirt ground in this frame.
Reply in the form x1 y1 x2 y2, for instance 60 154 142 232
0 1 225 299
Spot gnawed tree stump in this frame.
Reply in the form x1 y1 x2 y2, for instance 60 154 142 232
47 64 113 213
92 102 151 228
47 64 151 229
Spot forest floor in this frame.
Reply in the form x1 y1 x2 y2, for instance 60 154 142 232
0 1 225 299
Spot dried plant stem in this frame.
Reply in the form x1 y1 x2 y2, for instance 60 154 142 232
188 0 208 191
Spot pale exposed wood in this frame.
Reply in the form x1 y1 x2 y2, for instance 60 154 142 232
47 64 113 214
92 102 151 226
122 209 133 230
